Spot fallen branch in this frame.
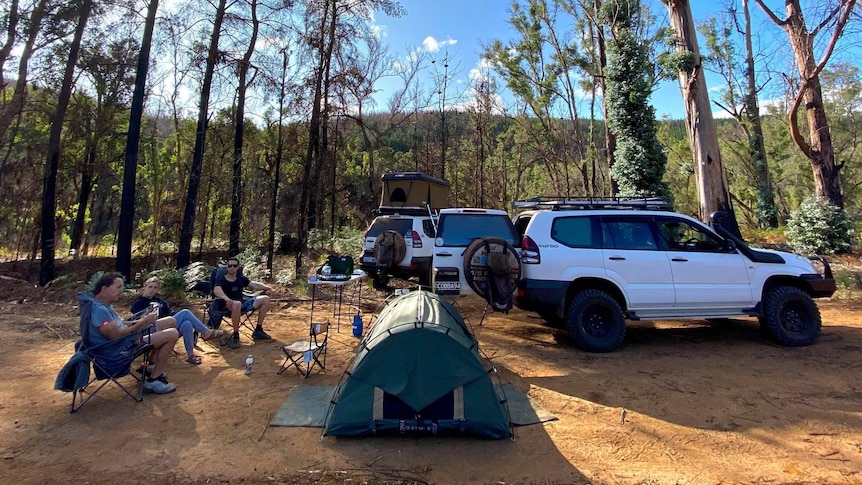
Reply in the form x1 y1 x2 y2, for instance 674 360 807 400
258 412 273 441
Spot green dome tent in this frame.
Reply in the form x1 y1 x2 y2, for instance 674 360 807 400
322 290 512 438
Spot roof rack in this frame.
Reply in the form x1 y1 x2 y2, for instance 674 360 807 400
512 196 672 211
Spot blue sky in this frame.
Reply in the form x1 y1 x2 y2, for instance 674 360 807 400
370 1 854 120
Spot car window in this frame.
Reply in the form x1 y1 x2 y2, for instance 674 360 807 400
367 218 413 237
421 219 436 238
513 214 532 238
437 214 519 247
656 217 724 252
551 216 596 248
601 219 657 250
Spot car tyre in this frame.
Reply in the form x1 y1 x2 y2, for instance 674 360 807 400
566 289 626 353
760 286 821 346
371 273 390 290
462 237 521 296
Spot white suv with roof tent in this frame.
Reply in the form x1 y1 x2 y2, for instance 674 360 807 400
513 197 836 352
360 211 436 289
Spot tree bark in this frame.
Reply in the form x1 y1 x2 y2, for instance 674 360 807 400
116 0 159 280
0 0 47 146
39 0 93 286
665 0 741 237
177 0 227 268
229 0 259 256
753 0 854 209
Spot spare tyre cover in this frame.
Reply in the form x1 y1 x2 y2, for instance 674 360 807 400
373 230 407 268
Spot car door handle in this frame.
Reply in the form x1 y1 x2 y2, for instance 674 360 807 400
436 251 453 257
671 257 688 262
608 256 626 261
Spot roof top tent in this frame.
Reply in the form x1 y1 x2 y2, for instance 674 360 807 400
378 172 450 215
322 289 512 439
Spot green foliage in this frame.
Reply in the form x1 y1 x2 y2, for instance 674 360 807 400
307 227 364 258
603 0 669 200
234 247 266 281
85 271 107 292
274 267 296 286
785 196 854 255
146 267 188 299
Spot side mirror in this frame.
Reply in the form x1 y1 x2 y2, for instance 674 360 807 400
724 239 736 251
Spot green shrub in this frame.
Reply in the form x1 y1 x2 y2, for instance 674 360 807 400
147 267 188 299
785 196 854 255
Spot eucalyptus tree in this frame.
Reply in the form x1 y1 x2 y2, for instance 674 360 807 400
39 0 94 285
333 32 429 208
224 0 260 256
293 0 404 273
0 0 20 89
601 0 668 199
699 4 777 228
177 0 231 269
663 0 740 236
73 33 138 262
753 0 857 209
0 0 75 148
116 0 159 280
485 0 591 197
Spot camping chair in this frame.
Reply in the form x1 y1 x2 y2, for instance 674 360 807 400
203 266 259 343
278 320 330 378
55 291 153 413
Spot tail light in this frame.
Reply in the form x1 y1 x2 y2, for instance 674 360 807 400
521 235 540 264
411 230 422 248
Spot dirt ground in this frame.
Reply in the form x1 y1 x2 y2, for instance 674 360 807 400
1 258 861 484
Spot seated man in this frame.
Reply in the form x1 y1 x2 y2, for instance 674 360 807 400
213 257 274 349
90 273 180 394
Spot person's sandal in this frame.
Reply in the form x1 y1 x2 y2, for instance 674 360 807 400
185 355 202 365
202 329 225 341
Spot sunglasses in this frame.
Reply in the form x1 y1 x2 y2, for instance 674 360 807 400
227 263 239 268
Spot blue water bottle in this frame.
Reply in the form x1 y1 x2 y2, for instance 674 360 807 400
352 312 363 338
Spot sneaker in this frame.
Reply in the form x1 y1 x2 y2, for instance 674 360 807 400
229 332 240 349
252 328 272 340
143 375 176 394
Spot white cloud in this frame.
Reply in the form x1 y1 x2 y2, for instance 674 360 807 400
422 36 458 53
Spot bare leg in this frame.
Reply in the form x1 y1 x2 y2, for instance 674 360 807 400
254 295 271 327
148 328 179 378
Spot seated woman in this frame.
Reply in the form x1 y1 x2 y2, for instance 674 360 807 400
131 276 224 365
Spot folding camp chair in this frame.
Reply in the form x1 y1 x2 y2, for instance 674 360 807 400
56 291 154 413
203 266 259 343
278 320 330 378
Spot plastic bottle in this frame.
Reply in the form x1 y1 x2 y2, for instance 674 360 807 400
245 355 253 375
352 312 363 338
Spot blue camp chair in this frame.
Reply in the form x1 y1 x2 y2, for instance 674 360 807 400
55 291 153 413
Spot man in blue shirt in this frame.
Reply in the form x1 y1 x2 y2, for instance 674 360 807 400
90 273 180 394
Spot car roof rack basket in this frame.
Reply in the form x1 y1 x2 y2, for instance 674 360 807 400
512 196 672 211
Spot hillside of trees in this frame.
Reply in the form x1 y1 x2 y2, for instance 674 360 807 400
0 0 859 284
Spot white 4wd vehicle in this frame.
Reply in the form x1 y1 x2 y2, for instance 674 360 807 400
432 208 521 311
514 198 836 352
359 211 436 289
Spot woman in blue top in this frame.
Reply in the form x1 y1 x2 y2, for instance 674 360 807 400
131 276 225 365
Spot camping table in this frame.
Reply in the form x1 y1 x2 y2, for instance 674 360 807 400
307 270 366 332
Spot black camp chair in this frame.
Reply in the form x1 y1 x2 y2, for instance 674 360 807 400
278 320 330 378
55 291 153 413
202 266 259 343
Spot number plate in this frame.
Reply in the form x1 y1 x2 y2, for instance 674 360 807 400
363 255 376 264
435 281 461 290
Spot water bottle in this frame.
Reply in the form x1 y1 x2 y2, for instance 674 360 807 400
352 312 363 338
245 355 253 375
322 264 331 277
